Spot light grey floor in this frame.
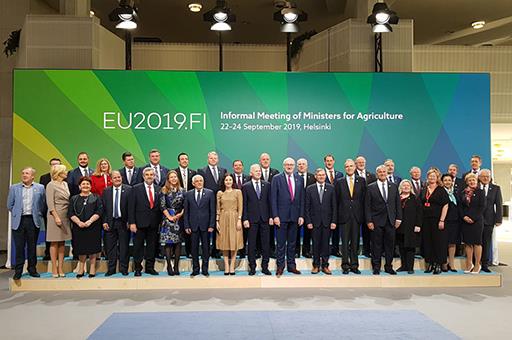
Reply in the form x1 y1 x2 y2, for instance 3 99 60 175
1 239 511 340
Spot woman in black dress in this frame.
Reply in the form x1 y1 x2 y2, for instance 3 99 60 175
442 174 460 272
68 176 103 278
458 173 485 274
397 180 422 274
420 169 449 275
159 170 185 276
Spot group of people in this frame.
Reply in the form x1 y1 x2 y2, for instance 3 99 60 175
8 150 503 280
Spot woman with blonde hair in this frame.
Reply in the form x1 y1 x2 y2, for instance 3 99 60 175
46 164 72 277
90 158 112 196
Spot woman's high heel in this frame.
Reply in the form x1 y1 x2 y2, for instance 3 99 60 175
464 264 474 274
76 272 85 278
424 263 433 273
447 264 457 273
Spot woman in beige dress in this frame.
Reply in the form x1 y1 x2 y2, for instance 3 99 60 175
46 164 72 277
216 174 243 275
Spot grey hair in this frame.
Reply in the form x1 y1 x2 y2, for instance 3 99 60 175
297 158 308 165
207 151 218 157
22 167 36 175
345 158 355 166
479 169 491 176
315 168 326 175
250 164 261 172
375 164 387 173
409 166 421 174
283 157 295 165
192 174 204 182
143 167 155 175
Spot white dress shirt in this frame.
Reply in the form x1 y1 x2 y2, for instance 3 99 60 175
378 180 388 200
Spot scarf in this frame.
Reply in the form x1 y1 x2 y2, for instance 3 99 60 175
464 186 475 204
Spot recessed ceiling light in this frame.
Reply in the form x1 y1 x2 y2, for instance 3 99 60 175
188 3 202 12
472 21 485 29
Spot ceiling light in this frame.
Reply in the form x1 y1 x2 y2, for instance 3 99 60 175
472 21 485 29
188 3 202 12
280 22 299 33
211 21 231 31
372 23 392 33
116 20 137 29
367 2 399 33
282 8 298 23
89 10 95 17
375 12 390 24
213 11 228 22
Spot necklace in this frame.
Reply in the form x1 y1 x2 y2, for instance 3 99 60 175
73 194 90 218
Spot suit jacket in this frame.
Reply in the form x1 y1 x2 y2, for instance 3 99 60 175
297 172 316 189
335 175 366 224
482 183 503 226
174 167 197 191
128 182 161 228
387 174 402 185
261 167 279 183
453 177 465 194
102 184 131 227
458 188 485 223
410 179 424 197
305 183 337 227
271 172 305 223
232 173 250 190
119 166 142 186
39 173 51 188
356 170 377 185
7 182 46 230
183 188 216 231
67 167 93 197
365 180 402 226
143 164 169 187
242 180 271 223
198 165 227 193
325 168 343 185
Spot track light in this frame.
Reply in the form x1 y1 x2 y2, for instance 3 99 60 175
281 22 299 33
109 1 138 30
367 1 398 33
116 20 137 29
372 23 391 33
203 0 236 32
273 2 307 33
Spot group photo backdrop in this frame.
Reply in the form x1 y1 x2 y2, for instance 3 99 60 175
12 70 490 177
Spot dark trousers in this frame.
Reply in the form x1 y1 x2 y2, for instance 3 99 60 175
312 225 330 268
191 229 210 274
341 217 360 269
133 227 157 272
248 221 269 270
13 216 38 275
482 225 494 267
104 219 131 273
210 230 219 255
371 222 395 270
276 222 297 270
422 217 447 265
396 234 415 271
331 227 340 253
269 225 276 252
241 226 249 256
361 223 372 255
296 225 312 255
184 232 192 256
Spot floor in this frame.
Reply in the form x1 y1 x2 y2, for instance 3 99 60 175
1 220 511 340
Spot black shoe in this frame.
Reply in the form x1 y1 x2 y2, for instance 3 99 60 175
342 268 349 275
397 266 407 272
229 272 236 276
145 269 159 275
481 266 492 273
433 265 441 275
362 252 371 258
269 250 276 259
304 252 312 258
13 272 22 280
202 271 210 277
447 265 457 273
424 264 433 273
224 272 229 276
42 255 51 261
334 250 342 258
295 252 301 258
248 269 256 276
239 253 246 259
190 271 200 277
186 253 192 259
76 273 85 278
407 270 415 274
105 271 116 277
385 268 397 275
262 268 272 275
350 268 361 274
373 269 380 275
28 271 40 278
174 269 180 276
88 273 96 278
167 268 175 276
134 270 142 277
121 271 129 276
255 252 262 259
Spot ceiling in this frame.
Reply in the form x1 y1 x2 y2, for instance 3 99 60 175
42 0 512 46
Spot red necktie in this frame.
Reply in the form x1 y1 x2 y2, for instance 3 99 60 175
237 176 242 189
148 185 154 209
287 175 294 201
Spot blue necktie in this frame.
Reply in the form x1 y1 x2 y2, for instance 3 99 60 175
255 181 261 199
114 188 120 218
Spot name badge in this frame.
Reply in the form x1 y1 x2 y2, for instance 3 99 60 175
424 202 430 207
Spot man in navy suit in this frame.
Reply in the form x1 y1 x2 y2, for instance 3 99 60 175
128 167 161 276
102 171 132 276
296 158 316 258
184 174 216 277
119 151 142 186
463 154 483 180
259 152 280 257
479 169 503 272
384 159 402 184
242 164 273 275
355 155 376 258
7 167 46 280
67 151 93 197
324 154 343 257
365 164 402 275
409 166 424 197
271 157 305 277
336 159 366 274
143 148 169 187
197 151 227 259
447 164 465 194
305 169 336 274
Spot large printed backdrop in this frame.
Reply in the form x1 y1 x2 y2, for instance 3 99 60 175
13 70 490 177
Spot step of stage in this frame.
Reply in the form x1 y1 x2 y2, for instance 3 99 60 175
9 270 502 292
31 257 470 274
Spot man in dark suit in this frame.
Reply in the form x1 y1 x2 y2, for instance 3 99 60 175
102 171 132 276
336 159 366 274
463 155 483 180
365 164 402 275
231 159 250 257
67 152 93 197
184 174 216 277
355 155 376 258
197 151 227 259
324 154 343 257
479 169 503 272
296 158 316 258
305 168 336 274
128 167 161 276
448 164 465 194
409 166 424 197
39 157 61 260
119 151 142 186
271 157 305 277
384 159 402 184
143 148 169 187
259 153 280 257
242 164 273 275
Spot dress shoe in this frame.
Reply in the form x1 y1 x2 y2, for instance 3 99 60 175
43 255 51 261
224 272 229 276
229 272 236 275
186 254 192 259
121 271 129 276
88 273 96 278
288 268 301 274
262 268 272 275
28 271 40 278
470 266 481 275
248 269 256 276
304 252 312 259
342 268 349 275
373 269 380 275
397 266 407 272
362 252 371 258
447 265 457 273
105 271 116 277
334 250 342 258
384 268 397 275
424 264 433 273
350 268 361 275
322 267 332 275
276 268 284 277
481 266 491 273
407 270 415 274
76 273 85 278
145 269 159 275
202 272 210 277
295 252 301 259
134 270 142 277
167 268 175 276
13 272 22 280
174 269 180 276
311 266 320 274
190 271 200 277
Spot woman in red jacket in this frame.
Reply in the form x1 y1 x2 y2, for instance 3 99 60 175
90 158 112 196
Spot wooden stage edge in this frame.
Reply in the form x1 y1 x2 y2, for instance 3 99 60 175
9 272 502 292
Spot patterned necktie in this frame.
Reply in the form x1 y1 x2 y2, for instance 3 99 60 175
255 181 261 199
287 175 294 201
182 170 187 190
329 170 334 184
154 166 159 183
237 175 242 189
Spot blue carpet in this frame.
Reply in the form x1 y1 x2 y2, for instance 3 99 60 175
88 310 459 339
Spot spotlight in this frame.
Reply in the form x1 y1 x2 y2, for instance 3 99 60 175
367 1 398 32
188 3 202 13
214 11 228 22
109 1 139 30
203 0 236 31
372 23 391 33
282 8 298 23
211 22 231 31
472 21 485 29
273 2 307 31
281 22 299 33
116 20 137 29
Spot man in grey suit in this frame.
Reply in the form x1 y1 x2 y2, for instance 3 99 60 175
7 167 46 280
